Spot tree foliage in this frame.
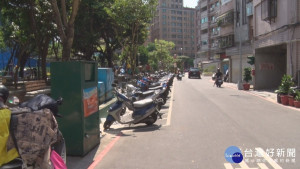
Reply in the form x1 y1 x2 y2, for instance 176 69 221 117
148 39 175 71
106 0 157 73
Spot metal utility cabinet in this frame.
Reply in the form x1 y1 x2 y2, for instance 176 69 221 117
50 61 99 156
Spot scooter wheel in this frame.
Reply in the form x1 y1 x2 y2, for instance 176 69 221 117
103 120 114 130
145 113 158 125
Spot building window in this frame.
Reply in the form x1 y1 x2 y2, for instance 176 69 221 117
201 17 208 23
221 0 231 5
261 0 277 23
246 1 253 16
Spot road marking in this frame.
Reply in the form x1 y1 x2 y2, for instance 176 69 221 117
256 148 282 169
87 133 122 169
165 85 174 126
236 161 258 169
257 163 269 169
224 163 234 169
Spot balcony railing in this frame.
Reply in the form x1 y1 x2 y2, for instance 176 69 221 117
211 31 220 37
218 34 234 49
216 11 234 27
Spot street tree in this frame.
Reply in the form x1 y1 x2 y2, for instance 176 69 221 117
106 0 157 74
50 0 80 61
0 1 36 87
175 55 190 71
0 0 58 82
73 0 120 67
148 39 175 71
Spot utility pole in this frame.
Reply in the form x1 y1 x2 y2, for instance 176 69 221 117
237 18 243 90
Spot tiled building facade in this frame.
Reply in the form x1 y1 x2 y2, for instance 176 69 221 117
149 0 197 58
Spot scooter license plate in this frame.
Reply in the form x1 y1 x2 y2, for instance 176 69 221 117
218 80 222 82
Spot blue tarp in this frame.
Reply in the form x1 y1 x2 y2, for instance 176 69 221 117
0 50 49 70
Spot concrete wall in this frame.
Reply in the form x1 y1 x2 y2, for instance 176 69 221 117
253 0 300 89
254 45 287 90
287 41 300 81
220 0 233 14
254 0 289 37
230 55 252 83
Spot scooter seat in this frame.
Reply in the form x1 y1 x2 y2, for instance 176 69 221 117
133 98 153 108
149 86 162 90
149 82 160 87
142 90 154 96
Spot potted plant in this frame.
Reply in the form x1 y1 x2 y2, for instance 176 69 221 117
288 88 296 106
294 90 300 108
275 87 284 103
243 67 252 90
278 75 294 105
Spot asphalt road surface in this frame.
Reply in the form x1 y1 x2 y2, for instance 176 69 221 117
83 75 300 169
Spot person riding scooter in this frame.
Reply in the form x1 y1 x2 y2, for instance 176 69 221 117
214 68 223 86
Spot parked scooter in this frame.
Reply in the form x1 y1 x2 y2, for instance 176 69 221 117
103 84 164 130
0 94 66 169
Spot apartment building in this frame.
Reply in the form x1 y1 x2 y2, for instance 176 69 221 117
195 0 221 65
150 0 197 59
195 0 235 74
224 0 254 83
253 0 300 89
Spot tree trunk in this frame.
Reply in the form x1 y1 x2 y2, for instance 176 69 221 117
50 0 80 61
41 37 51 80
4 45 16 76
62 27 75 61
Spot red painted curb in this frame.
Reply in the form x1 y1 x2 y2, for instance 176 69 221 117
87 133 123 169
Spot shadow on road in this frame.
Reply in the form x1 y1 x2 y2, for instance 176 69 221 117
104 124 162 136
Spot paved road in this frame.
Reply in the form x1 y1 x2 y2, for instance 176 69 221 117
73 75 300 169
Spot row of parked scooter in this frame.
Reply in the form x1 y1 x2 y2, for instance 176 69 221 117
103 72 175 130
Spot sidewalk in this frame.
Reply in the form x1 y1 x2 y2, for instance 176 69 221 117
223 82 277 103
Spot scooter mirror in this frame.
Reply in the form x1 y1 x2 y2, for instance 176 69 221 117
8 96 20 105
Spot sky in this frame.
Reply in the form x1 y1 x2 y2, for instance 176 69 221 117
183 0 198 8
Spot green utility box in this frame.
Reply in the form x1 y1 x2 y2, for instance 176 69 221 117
50 61 100 156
